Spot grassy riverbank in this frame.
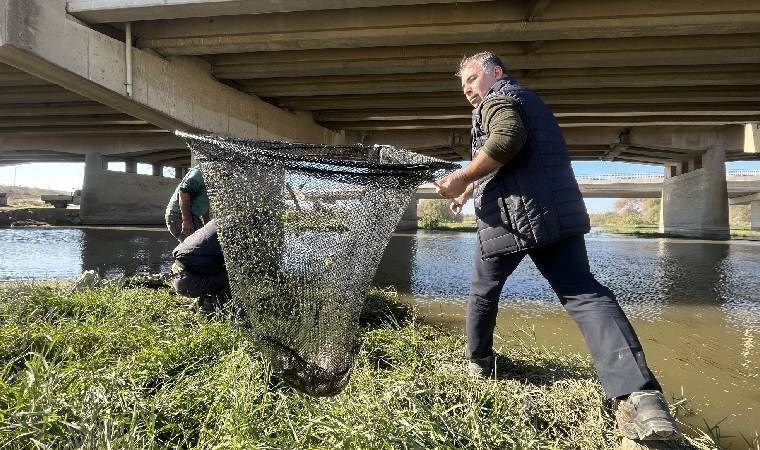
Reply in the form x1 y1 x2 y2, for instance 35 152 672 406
594 224 760 239
0 283 718 449
418 219 476 232
420 220 760 239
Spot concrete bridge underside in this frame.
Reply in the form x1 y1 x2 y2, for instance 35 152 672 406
1 0 760 237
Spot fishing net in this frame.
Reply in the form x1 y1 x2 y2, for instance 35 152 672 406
177 132 456 396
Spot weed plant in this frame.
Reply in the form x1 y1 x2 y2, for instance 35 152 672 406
0 284 719 449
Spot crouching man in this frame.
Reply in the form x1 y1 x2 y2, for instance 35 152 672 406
171 219 230 314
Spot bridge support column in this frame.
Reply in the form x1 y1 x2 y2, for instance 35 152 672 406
752 201 760 231
396 195 419 231
80 152 179 225
80 153 106 222
659 144 729 239
125 160 137 174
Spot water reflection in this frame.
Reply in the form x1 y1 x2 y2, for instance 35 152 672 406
374 231 759 318
0 227 175 280
80 228 174 277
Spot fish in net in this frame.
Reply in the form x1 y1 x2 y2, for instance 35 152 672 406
177 132 457 396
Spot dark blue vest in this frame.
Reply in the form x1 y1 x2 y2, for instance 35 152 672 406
472 76 589 258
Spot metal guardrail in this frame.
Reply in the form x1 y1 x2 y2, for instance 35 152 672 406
726 169 760 177
575 173 663 180
575 170 760 181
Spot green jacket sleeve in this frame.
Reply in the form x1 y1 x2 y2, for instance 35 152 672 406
479 96 528 164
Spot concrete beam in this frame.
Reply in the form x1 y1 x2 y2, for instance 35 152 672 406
0 125 169 136
348 126 748 153
319 116 760 131
0 86 87 103
271 87 760 111
209 34 760 78
131 1 760 54
0 102 128 116
0 0 341 144
67 0 484 23
0 115 150 127
0 134 186 154
343 126 751 164
240 65 760 96
728 193 760 205
315 103 760 122
526 0 552 21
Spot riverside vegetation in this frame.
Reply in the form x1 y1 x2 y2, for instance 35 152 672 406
0 283 722 449
418 197 760 237
589 199 760 238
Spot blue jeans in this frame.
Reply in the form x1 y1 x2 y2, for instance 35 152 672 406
467 235 661 398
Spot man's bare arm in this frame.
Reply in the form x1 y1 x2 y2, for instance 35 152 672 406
178 192 195 236
436 151 503 199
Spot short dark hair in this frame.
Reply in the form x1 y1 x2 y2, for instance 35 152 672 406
455 51 506 77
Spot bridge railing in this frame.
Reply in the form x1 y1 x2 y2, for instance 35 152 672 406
575 170 760 181
575 173 663 181
726 169 760 177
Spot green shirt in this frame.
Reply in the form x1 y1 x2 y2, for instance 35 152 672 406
168 167 209 217
479 96 528 164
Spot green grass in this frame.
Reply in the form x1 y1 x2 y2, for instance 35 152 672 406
0 283 719 449
418 220 476 232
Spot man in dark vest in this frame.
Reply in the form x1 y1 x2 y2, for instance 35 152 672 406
435 52 679 441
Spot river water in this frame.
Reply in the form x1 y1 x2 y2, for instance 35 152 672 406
1 226 758 444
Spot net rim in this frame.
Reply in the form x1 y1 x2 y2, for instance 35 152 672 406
176 131 458 176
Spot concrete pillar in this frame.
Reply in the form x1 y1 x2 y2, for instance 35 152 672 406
659 144 729 239
752 200 760 231
152 163 162 177
80 153 106 220
174 167 185 179
373 234 415 292
125 160 137 174
396 196 419 231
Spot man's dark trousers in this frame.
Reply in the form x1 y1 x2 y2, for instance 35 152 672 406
467 235 661 399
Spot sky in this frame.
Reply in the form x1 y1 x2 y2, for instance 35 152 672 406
1 159 760 212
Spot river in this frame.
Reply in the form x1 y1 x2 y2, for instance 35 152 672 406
1 226 758 444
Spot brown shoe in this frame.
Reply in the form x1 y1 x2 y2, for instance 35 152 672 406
615 391 680 441
467 355 494 378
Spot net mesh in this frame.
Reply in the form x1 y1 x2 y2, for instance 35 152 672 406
178 132 456 396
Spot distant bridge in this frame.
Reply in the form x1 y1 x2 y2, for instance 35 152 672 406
416 170 760 199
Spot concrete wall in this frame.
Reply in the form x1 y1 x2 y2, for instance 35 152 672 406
660 145 729 239
80 153 177 225
752 200 760 231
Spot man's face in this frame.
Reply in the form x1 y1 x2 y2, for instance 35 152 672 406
460 60 503 107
